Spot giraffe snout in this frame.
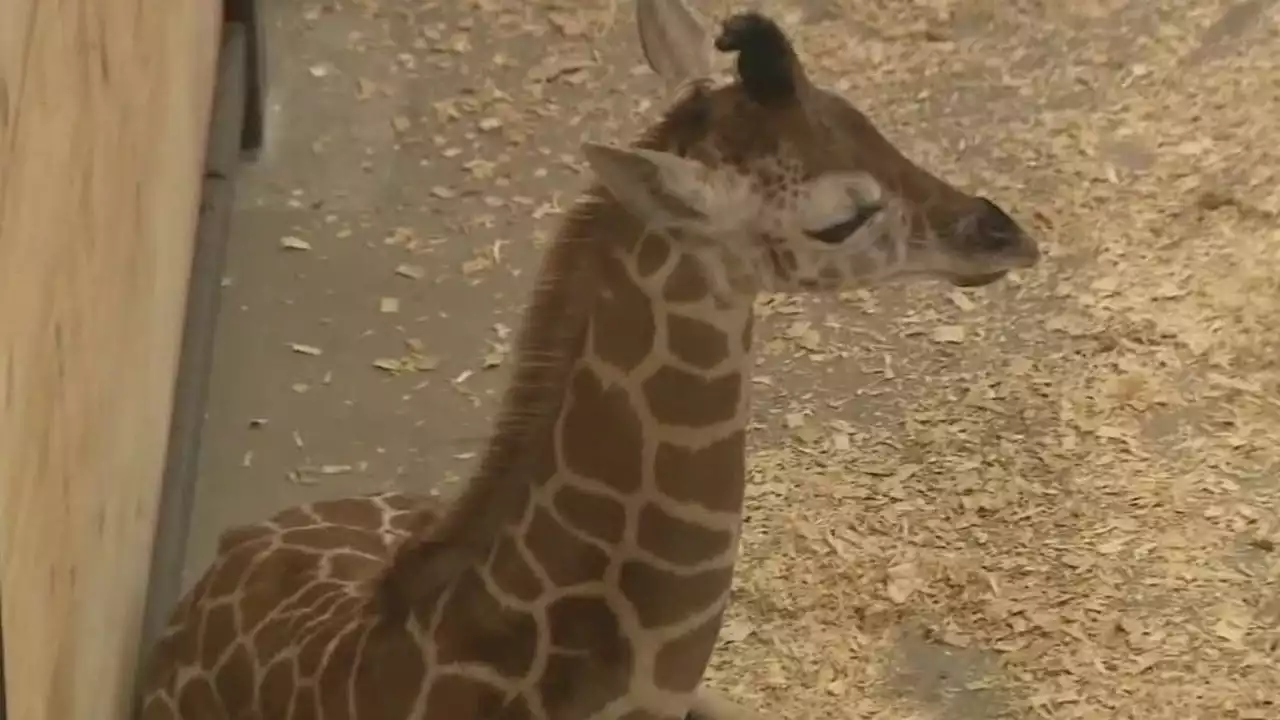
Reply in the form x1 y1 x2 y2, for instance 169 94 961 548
942 198 1041 287
970 197 1040 268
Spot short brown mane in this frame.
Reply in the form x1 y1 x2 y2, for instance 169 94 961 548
375 84 714 613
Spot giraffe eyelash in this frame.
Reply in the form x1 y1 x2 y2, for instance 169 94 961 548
804 204 883 245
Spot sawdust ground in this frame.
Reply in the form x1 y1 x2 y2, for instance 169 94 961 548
189 1 1279 718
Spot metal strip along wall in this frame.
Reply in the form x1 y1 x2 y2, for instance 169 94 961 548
1 604 6 720
132 0 266 711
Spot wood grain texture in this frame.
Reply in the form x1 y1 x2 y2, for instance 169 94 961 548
0 2 220 719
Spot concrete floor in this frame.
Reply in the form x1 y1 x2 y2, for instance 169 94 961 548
187 0 559 575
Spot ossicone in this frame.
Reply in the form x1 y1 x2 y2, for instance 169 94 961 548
714 12 805 106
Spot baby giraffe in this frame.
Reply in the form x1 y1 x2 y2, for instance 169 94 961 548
139 2 1040 719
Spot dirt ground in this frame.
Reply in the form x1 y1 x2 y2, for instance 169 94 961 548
186 0 1280 717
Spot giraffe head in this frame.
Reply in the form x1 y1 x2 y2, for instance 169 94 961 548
582 1 1040 295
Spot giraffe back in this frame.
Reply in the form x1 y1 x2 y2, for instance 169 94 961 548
139 491 438 720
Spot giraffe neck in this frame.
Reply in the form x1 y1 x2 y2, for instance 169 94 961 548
381 195 757 718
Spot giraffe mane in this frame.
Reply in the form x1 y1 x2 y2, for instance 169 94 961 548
374 83 716 614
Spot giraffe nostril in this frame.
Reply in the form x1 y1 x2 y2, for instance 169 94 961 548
969 197 1038 265
974 198 1022 244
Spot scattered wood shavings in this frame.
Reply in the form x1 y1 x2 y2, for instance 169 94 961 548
929 324 966 343
395 263 425 280
373 338 441 375
289 463 364 486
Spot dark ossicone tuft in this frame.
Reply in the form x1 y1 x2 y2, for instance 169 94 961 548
714 12 799 106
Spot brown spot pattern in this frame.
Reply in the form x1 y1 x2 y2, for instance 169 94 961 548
665 314 730 370
591 255 657 372
642 366 742 428
294 590 344 635
316 623 364 716
206 541 269 598
138 695 178 720
523 505 611 587
250 604 296 661
663 252 710 303
378 492 421 514
258 657 296 719
635 232 671 277
653 432 746 513
560 368 644 492
488 533 545 602
176 677 221 719
216 521 278 555
239 546 318 631
636 504 733 566
282 525 386 556
653 610 724 693
385 505 435 537
214 641 256 710
554 484 627 545
424 674 507 718
433 567 539 677
278 580 336 616
269 505 320 529
618 561 733 628
351 624 428 718
327 550 379 580
291 688 319 720
546 594 628 656
539 650 632 718
505 693 535 720
296 618 337 678
200 602 237 666
313 497 387 531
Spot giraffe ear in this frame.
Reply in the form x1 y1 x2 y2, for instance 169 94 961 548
581 142 711 227
636 0 713 90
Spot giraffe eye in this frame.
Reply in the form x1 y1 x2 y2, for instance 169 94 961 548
804 204 883 244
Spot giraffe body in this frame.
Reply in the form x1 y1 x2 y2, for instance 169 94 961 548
141 3 1040 718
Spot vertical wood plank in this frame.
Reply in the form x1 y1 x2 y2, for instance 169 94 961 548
0 1 221 718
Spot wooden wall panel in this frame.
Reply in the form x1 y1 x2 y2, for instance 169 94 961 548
0 1 221 719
